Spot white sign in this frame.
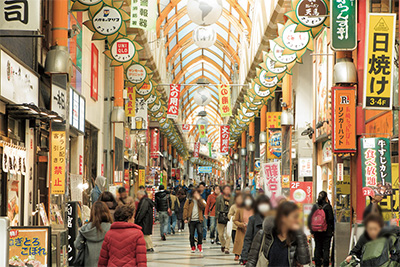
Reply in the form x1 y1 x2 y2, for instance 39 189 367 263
261 162 282 206
299 158 313 177
51 84 66 118
130 0 157 31
337 163 344 181
0 0 40 31
127 63 147 84
131 97 147 130
282 23 310 51
0 50 38 105
69 88 85 133
111 38 136 62
93 6 123 36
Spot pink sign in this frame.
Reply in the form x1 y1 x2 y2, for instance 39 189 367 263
261 162 281 206
79 155 83 175
220 125 230 154
193 142 200 158
167 84 181 119
150 128 159 159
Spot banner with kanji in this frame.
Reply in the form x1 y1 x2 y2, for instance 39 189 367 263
150 128 159 159
198 124 206 138
167 84 181 119
363 13 396 110
218 84 232 117
261 162 282 206
220 125 230 154
361 138 392 196
125 87 136 117
193 142 200 158
130 0 157 31
51 131 66 194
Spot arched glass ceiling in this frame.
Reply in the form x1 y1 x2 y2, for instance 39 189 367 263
157 0 253 144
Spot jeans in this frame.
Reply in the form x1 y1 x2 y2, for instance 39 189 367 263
189 221 203 247
209 216 216 239
159 211 169 237
168 211 177 234
314 233 332 267
202 216 208 239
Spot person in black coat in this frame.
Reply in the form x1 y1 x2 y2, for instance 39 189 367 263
308 191 335 267
176 188 187 231
135 189 155 252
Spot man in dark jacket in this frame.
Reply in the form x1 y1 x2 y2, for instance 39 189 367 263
241 213 263 262
215 185 234 254
135 190 155 252
155 184 171 240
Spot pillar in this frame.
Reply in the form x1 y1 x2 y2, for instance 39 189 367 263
259 105 268 163
281 75 292 197
241 131 247 188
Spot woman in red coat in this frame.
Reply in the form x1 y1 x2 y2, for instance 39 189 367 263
98 204 147 267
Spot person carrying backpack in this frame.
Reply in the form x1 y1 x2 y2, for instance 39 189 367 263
308 191 334 267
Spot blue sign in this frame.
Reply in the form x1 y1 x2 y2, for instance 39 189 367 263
198 166 212 173
255 160 261 169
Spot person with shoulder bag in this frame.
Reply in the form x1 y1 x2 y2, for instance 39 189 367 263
215 185 234 254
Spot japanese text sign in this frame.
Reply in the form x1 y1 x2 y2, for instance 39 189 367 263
198 124 207 138
298 158 313 177
193 142 200 158
125 87 136 117
131 98 147 130
171 168 176 177
182 124 190 132
130 0 157 31
91 44 99 101
51 131 66 195
138 169 145 187
267 129 282 159
208 142 212 157
331 0 357 50
218 84 232 117
198 166 212 174
290 182 313 204
267 112 281 128
220 125 230 154
363 13 396 110
261 162 282 205
150 128 159 159
0 0 40 31
9 227 50 265
361 138 392 196
332 87 356 152
167 84 181 119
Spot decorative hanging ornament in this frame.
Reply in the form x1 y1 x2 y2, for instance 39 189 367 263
187 0 223 26
194 86 212 106
71 0 108 11
193 26 217 48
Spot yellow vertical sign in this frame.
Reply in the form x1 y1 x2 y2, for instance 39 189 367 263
138 169 145 187
219 84 232 117
51 131 66 194
363 13 396 110
125 87 136 117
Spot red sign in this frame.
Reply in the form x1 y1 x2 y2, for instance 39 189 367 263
124 169 130 191
176 169 181 180
79 155 83 175
101 164 104 176
150 128 159 159
117 42 129 54
167 84 181 119
290 182 313 204
171 168 176 177
193 142 200 158
220 125 230 154
182 124 190 132
91 43 99 101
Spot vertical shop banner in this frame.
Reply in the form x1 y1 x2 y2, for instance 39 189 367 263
91 44 99 101
267 129 282 159
132 98 148 130
337 163 344 181
331 0 357 50
150 128 159 159
167 84 181 119
218 84 232 117
51 131 66 194
361 138 392 196
290 182 313 204
220 125 230 154
261 162 282 205
198 124 206 138
51 83 66 119
171 168 176 177
267 112 281 128
0 0 40 31
125 87 136 117
299 158 313 177
182 124 190 132
363 13 396 110
130 0 157 30
138 169 145 187
176 169 181 180
208 142 212 157
193 142 200 158
332 87 357 152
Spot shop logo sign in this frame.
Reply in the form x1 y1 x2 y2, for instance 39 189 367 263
93 6 122 36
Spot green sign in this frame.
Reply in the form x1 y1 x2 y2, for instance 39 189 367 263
361 138 392 197
208 142 212 157
331 0 357 50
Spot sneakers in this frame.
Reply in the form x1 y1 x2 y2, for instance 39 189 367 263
161 234 166 241
211 239 215 244
197 244 203 253
221 247 225 252
225 249 230 254
191 247 196 253
234 255 239 261
171 229 175 235
178 229 182 233
216 241 221 245
147 248 155 253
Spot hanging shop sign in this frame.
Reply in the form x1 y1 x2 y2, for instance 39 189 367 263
130 0 157 31
167 84 181 119
208 142 212 157
193 142 200 158
220 125 230 155
2 144 26 175
105 36 143 69
51 84 66 119
331 0 357 51
261 162 282 205
126 62 149 86
150 128 159 159
69 88 86 133
138 169 145 187
322 140 333 163
9 227 51 266
0 0 40 31
198 166 212 174
171 168 176 177
280 22 311 52
198 124 207 138
290 182 313 204
182 124 190 132
125 87 136 117
91 44 99 101
218 84 232 117
267 129 282 159
0 50 39 105
337 163 344 181
51 131 66 195
131 98 147 130
299 158 313 177
363 13 396 110
267 112 281 128
332 87 356 152
71 0 103 11
361 137 392 196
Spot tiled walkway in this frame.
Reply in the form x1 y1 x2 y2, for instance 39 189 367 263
147 226 238 267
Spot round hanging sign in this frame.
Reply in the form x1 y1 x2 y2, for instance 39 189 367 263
77 0 102 5
295 0 327 28
149 101 162 113
260 70 278 88
155 109 165 119
272 42 297 64
265 58 287 74
158 117 167 125
241 106 255 117
92 6 123 36
136 81 153 96
127 63 147 84
145 94 157 105
282 24 310 51
111 38 136 63
255 83 272 98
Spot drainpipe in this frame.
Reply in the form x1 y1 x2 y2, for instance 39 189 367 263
259 105 268 164
241 131 247 188
281 75 293 197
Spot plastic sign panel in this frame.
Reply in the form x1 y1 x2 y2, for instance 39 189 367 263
125 87 136 117
167 84 181 119
138 169 145 187
198 166 212 174
182 124 190 132
267 129 282 159
171 168 176 177
150 128 159 159
290 182 313 204
198 124 207 138
361 138 392 196
363 13 396 110
131 98 147 130
51 131 66 194
91 44 99 101
208 142 212 157
331 0 357 50
261 162 282 206
298 158 313 177
130 0 157 30
267 112 281 128
332 87 356 152
218 84 232 117
0 0 40 31
220 125 230 154
193 142 200 158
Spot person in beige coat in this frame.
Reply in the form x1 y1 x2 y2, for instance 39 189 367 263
233 194 254 261
228 194 243 245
